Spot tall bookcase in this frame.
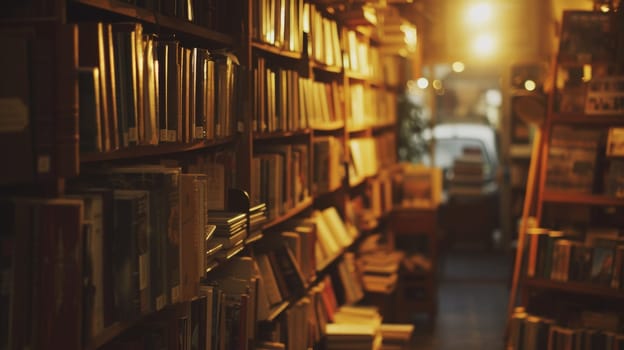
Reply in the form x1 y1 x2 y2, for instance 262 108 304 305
507 8 624 349
0 0 413 349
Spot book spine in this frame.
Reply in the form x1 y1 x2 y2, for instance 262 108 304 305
35 200 84 350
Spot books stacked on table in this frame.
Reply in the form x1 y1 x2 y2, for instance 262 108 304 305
325 306 383 350
448 152 496 196
379 324 414 350
208 211 248 261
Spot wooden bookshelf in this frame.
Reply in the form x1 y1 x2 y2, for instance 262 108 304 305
523 278 624 300
80 137 237 162
251 41 302 60
507 9 624 348
0 0 411 347
70 0 234 45
253 129 312 141
541 191 624 206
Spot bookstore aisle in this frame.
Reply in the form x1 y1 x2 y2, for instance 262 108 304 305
409 245 511 350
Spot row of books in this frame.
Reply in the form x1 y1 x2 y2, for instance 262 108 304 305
509 308 624 350
343 29 382 81
348 134 398 187
78 22 242 153
307 3 343 68
524 227 624 289
252 0 304 53
545 125 601 194
252 143 310 219
301 78 345 130
349 84 397 129
252 58 307 134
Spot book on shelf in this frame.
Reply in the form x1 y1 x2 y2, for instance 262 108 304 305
545 125 601 194
585 76 624 116
0 198 84 350
112 189 151 320
104 165 182 309
0 23 79 183
558 10 616 64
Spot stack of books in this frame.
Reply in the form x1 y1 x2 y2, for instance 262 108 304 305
247 203 268 243
326 306 383 350
208 211 248 261
357 250 404 294
448 153 496 196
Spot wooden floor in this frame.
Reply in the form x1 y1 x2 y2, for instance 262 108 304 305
407 244 512 350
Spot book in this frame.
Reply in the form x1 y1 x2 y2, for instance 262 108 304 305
113 190 150 320
558 10 616 64
107 165 182 309
546 125 600 193
78 67 103 153
0 23 79 182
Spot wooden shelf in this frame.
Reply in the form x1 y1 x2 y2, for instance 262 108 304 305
80 137 236 162
263 197 313 230
541 191 624 206
310 60 343 74
347 124 371 134
71 0 234 45
252 41 302 59
346 70 370 81
523 278 624 299
551 113 624 124
253 128 312 141
310 121 345 132
372 122 396 133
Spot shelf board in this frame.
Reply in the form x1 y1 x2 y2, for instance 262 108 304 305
263 197 313 230
348 124 371 134
253 128 312 140
523 278 624 299
252 41 302 59
551 113 624 124
71 0 234 45
346 71 370 81
542 191 624 206
310 121 345 132
80 137 236 162
311 60 343 74
372 122 395 132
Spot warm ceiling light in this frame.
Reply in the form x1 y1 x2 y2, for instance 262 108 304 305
432 80 443 90
466 3 492 26
452 61 465 73
524 80 536 91
472 33 496 57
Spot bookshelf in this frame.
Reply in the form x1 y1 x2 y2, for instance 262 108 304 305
0 0 417 349
507 8 624 349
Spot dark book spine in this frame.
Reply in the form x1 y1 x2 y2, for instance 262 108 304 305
166 172 182 303
54 24 80 178
166 41 180 142
34 200 83 350
0 32 36 184
113 192 145 321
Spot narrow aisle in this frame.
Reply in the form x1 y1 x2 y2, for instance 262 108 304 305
409 248 511 350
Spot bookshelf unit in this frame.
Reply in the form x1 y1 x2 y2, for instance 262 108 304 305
507 8 624 349
0 0 416 349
